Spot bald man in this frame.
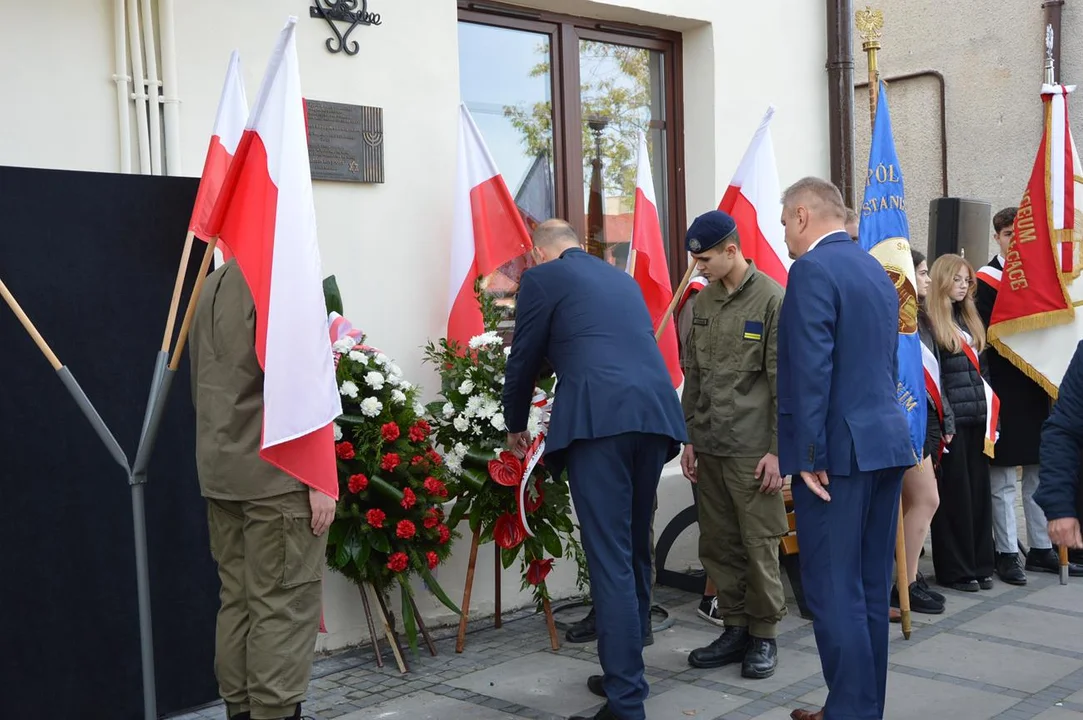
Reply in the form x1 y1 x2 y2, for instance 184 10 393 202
777 179 912 720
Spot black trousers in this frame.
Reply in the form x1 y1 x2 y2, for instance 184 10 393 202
930 424 995 584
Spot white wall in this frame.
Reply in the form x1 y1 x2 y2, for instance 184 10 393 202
0 0 829 651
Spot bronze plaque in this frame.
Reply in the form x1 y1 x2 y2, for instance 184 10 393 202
305 99 384 183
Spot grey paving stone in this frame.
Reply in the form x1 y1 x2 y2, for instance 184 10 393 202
444 651 602 716
336 689 518 719
958 605 1083 654
642 625 730 672
798 670 1018 719
699 645 823 695
640 685 747 719
1030 706 1083 719
1021 582 1083 615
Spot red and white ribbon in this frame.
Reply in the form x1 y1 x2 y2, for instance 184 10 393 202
518 383 555 537
921 341 946 459
959 333 1000 458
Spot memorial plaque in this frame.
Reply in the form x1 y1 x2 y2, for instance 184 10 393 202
305 99 384 183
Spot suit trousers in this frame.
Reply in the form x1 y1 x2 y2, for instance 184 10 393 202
930 425 995 584
566 432 671 720
207 490 327 720
990 464 1052 553
792 465 904 720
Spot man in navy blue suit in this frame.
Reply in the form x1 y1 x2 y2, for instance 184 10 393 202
503 219 687 720
776 178 914 720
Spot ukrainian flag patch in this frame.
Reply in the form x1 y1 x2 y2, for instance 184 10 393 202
743 320 763 341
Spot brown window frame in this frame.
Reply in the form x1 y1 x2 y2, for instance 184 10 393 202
457 1 688 287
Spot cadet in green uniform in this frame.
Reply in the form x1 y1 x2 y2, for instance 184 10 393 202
190 259 336 720
679 211 788 679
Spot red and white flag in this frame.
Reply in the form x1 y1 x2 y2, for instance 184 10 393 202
989 83 1083 397
630 130 681 387
718 106 790 286
960 334 1001 457
189 50 248 265
204 17 342 499
920 341 945 458
447 103 533 348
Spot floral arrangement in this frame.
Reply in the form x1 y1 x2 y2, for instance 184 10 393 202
324 310 461 649
423 285 587 609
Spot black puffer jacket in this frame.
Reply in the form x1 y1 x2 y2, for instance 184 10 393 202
938 310 987 427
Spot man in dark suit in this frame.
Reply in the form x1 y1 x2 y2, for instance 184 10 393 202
1036 340 1083 552
503 219 687 720
776 178 914 720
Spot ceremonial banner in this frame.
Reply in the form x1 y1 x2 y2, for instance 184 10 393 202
718 106 790 286
630 130 681 388
858 81 926 464
204 17 342 499
988 83 1083 396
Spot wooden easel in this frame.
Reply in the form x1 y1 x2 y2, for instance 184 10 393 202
358 582 438 674
454 524 561 653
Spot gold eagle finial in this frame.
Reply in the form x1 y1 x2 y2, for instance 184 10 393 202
855 6 884 43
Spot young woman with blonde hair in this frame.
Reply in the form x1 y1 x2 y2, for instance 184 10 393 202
926 254 996 592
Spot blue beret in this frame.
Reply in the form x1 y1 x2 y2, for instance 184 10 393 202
685 211 738 254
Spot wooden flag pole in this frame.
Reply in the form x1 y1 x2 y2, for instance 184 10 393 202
169 236 219 371
654 261 697 342
895 498 912 638
0 277 62 371
161 229 197 353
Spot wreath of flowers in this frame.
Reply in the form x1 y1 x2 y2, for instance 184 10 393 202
324 313 461 649
423 286 587 609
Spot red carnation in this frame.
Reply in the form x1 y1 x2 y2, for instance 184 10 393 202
423 476 448 498
410 455 426 467
423 509 440 529
526 558 554 586
426 448 442 465
381 422 401 442
400 487 416 509
488 451 523 487
381 453 401 472
396 519 417 539
409 420 431 443
493 513 526 550
437 524 451 545
426 551 440 570
366 509 386 528
335 441 355 460
348 473 368 494
387 552 409 573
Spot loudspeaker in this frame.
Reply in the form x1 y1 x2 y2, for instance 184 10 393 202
928 197 993 262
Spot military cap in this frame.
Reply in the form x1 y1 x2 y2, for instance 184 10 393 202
685 210 738 254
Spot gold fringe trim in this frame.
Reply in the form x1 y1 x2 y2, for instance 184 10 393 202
988 306 1074 342
989 337 1062 399
984 437 997 458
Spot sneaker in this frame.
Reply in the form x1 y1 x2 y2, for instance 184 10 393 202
916 572 945 603
697 596 725 628
891 582 944 614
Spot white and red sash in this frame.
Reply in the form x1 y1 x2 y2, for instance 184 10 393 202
920 341 946 459
959 332 1000 457
676 275 708 317
975 263 1002 292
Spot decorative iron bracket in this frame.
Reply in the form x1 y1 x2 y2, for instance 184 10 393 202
310 0 382 56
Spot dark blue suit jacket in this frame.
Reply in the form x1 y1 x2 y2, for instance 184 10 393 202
1036 339 1083 522
502 248 687 466
777 232 914 477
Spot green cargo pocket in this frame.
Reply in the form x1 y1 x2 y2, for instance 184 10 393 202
280 513 324 589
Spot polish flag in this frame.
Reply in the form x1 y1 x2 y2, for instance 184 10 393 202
189 50 248 267
204 17 342 499
629 131 681 388
718 106 790 286
447 103 533 348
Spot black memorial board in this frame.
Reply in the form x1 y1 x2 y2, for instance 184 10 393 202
0 165 219 719
305 99 384 183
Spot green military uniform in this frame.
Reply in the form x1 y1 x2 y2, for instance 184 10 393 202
682 261 789 639
190 259 327 720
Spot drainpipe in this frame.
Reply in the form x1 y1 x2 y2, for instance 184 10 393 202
159 0 182 175
1043 0 1064 79
826 0 856 208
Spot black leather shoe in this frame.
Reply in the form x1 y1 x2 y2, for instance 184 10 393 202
570 703 620 720
1026 547 1083 577
688 626 750 668
566 608 597 643
996 552 1027 585
643 629 654 647
587 674 605 698
916 572 945 603
741 637 778 679
229 714 251 720
942 579 980 592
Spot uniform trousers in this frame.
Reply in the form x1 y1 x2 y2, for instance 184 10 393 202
696 453 788 637
990 464 1052 553
207 490 327 720
792 464 904 720
566 432 671 720
930 425 995 584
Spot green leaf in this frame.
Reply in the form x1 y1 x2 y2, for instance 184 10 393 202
464 446 497 466
323 275 344 316
447 498 471 530
413 554 462 616
536 523 564 558
369 474 404 503
459 467 487 493
336 414 372 426
333 539 349 569
400 580 419 651
369 532 391 554
468 510 482 533
500 546 518 569
328 521 347 547
347 532 370 569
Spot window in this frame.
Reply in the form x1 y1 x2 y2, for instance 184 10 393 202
457 2 685 292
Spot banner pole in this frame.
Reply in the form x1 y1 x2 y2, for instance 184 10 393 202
161 229 196 352
655 261 697 342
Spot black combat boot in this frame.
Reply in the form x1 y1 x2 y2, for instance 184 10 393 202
995 552 1027 585
741 637 778 679
688 626 750 668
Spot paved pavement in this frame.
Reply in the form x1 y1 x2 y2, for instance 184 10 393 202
171 555 1083 720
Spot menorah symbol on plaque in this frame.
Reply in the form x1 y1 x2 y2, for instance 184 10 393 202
364 131 383 147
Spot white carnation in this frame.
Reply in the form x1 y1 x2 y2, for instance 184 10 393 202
414 402 426 417
453 416 470 432
458 379 475 395
491 413 506 431
389 363 403 377
333 337 357 353
339 380 359 399
360 397 383 417
469 331 503 349
503 345 511 356
348 350 366 363
333 422 343 441
390 389 407 405
375 352 391 367
464 395 484 418
498 375 506 385
400 381 414 391
442 402 456 419
478 396 499 419
364 371 385 390
527 416 541 436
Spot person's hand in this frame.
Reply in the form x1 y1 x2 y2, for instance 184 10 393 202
507 431 531 458
756 453 783 494
681 444 697 483
800 470 831 502
1049 518 1083 549
309 488 337 536
943 433 954 446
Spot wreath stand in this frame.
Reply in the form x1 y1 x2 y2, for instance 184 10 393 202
358 582 438 674
454 524 561 653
